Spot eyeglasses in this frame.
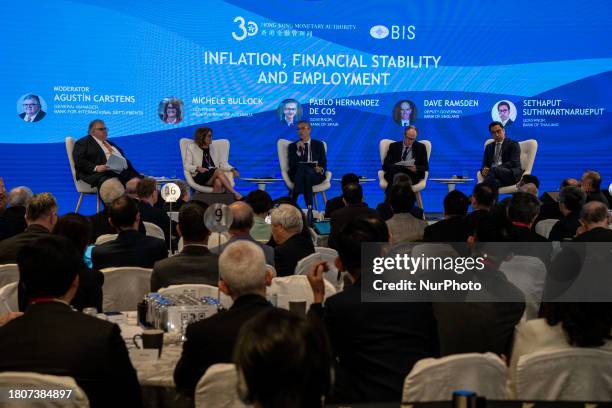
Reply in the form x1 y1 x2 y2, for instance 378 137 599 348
94 127 108 131
23 103 39 108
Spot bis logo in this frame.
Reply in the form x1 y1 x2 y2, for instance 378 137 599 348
232 16 258 41
370 24 416 40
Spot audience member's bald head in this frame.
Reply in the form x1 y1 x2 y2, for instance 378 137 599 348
8 186 33 207
580 201 609 229
125 177 141 198
518 182 539 197
229 201 254 232
99 178 125 207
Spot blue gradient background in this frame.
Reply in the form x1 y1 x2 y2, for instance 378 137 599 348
1 0 610 213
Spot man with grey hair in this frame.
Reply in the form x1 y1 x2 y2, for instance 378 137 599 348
215 201 275 266
272 203 314 276
574 201 612 241
174 240 273 397
549 186 586 241
0 187 33 241
19 94 46 122
88 178 128 242
0 193 58 263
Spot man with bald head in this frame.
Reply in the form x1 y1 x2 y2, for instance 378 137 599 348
214 201 275 266
0 186 33 241
73 119 141 189
382 125 429 186
573 201 612 242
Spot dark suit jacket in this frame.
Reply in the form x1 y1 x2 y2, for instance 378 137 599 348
586 190 610 207
89 209 146 243
573 227 612 242
329 204 378 249
481 138 522 181
382 140 429 178
0 205 27 241
464 209 490 236
72 135 138 187
0 223 49 264
216 234 275 266
151 245 218 292
138 201 174 245
92 229 167 270
0 302 142 408
174 294 272 396
288 139 327 178
274 233 315 277
423 216 470 242
309 280 438 402
19 110 46 122
375 202 424 222
549 212 581 242
324 196 345 218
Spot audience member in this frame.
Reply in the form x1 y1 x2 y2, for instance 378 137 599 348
581 170 610 207
423 190 470 242
386 182 427 244
0 193 57 264
89 178 125 242
92 196 167 270
174 240 273 397
234 308 333 408
0 235 142 407
518 182 538 197
47 213 103 312
271 204 314 276
328 183 378 249
376 174 424 221
0 177 6 210
151 202 218 291
507 302 612 397
433 214 525 356
507 192 547 242
245 189 273 242
324 173 360 218
267 196 313 247
573 201 612 241
465 182 496 235
163 179 190 212
548 186 586 241
137 177 173 244
125 177 140 199
215 201 275 266
537 177 578 221
307 214 437 402
0 186 33 241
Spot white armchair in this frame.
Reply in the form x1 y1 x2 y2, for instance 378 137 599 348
378 139 431 208
180 138 235 193
277 139 331 211
66 137 100 213
477 139 538 194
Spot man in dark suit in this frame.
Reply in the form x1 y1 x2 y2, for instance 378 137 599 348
328 183 378 249
0 235 142 408
507 192 548 243
481 121 522 188
0 186 32 241
19 94 46 122
573 201 612 242
72 119 140 189
382 125 428 187
215 201 275 266
307 214 438 402
549 186 585 241
174 240 273 397
537 178 578 223
151 202 218 292
137 177 174 245
324 173 360 218
0 193 57 264
424 190 470 242
271 204 315 276
465 182 496 236
92 196 167 270
497 101 513 127
288 120 327 207
580 170 610 207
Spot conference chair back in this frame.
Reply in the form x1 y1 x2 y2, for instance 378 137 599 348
0 371 90 407
0 281 18 314
65 137 100 213
195 363 249 408
0 263 19 288
143 221 165 241
101 267 152 312
268 275 336 311
295 251 342 292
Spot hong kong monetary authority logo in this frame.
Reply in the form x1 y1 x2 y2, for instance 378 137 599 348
370 25 390 39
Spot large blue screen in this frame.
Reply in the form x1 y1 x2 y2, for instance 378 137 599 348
1 0 611 213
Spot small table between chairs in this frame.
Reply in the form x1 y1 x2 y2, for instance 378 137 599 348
241 177 284 191
430 177 474 192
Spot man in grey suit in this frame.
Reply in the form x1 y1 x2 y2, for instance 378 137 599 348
214 201 275 266
151 202 218 292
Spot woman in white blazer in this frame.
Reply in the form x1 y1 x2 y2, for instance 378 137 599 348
185 127 241 199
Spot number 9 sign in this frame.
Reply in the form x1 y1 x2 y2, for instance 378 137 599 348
161 183 181 203
204 203 233 233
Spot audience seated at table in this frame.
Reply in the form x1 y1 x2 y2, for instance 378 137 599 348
214 201 275 266
0 235 142 408
324 172 360 218
385 182 427 244
0 186 32 241
465 182 496 236
376 174 424 221
235 308 333 408
0 192 58 264
271 204 315 276
174 240 273 397
308 214 438 402
328 182 378 249
137 177 174 245
245 189 274 242
507 302 612 398
151 202 218 292
423 190 470 242
92 195 167 270
548 186 586 241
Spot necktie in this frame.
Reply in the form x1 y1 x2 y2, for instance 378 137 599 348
494 143 501 164
402 146 411 161
304 143 309 161
102 140 113 155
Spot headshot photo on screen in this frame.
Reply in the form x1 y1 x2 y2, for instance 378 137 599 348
17 93 47 123
392 99 417 127
491 100 517 127
277 98 303 127
158 97 184 124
